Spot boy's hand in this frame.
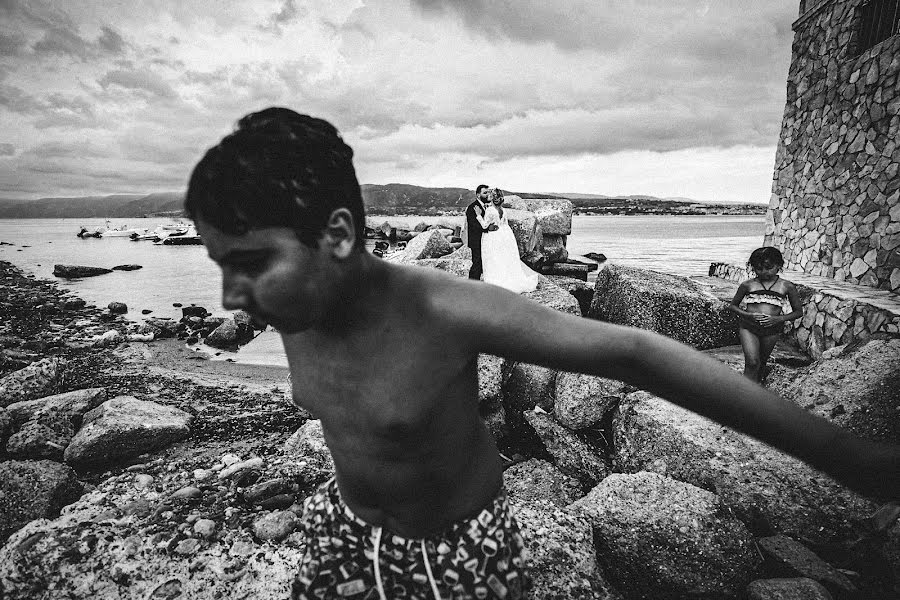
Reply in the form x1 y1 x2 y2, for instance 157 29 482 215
756 314 775 326
488 225 499 232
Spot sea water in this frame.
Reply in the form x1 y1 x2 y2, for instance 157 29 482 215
0 215 765 366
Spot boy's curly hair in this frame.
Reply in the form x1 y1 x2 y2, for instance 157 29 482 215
185 107 365 248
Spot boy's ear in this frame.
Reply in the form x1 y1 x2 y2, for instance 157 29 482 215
321 208 357 259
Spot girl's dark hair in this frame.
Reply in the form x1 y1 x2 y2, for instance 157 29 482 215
185 107 365 247
747 246 784 272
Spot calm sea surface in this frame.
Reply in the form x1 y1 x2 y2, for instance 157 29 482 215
0 215 765 366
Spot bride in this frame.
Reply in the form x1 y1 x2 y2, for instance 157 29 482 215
477 189 539 293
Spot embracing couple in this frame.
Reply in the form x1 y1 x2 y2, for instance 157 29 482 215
465 185 539 294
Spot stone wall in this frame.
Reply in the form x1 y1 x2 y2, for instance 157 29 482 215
710 262 900 357
765 0 900 292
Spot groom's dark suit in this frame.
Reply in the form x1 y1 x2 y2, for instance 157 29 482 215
466 199 488 280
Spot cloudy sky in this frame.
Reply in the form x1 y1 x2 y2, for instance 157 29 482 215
0 1 798 203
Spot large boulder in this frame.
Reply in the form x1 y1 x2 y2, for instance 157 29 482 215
63 397 192 469
205 319 254 349
0 491 304 599
503 458 583 508
52 265 112 278
386 229 451 262
0 357 65 408
512 499 620 599
504 209 540 255
614 391 877 547
589 264 739 349
5 387 107 428
572 471 759 600
477 354 506 405
526 277 580 315
282 419 335 487
415 256 471 278
0 459 84 542
780 337 900 444
503 362 556 413
524 409 608 487
6 412 75 460
554 372 625 430
503 196 574 236
745 578 833 600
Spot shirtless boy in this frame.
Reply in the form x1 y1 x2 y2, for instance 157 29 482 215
186 108 900 600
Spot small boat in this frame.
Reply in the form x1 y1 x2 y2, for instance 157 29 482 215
99 220 148 238
76 226 102 238
158 225 202 245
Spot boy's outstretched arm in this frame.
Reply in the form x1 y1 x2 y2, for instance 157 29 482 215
450 281 900 499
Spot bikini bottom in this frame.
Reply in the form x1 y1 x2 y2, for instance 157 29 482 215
739 318 783 338
292 477 530 600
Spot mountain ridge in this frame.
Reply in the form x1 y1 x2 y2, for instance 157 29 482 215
0 184 766 218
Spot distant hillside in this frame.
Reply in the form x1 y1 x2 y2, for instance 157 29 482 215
0 185 765 218
0 192 184 218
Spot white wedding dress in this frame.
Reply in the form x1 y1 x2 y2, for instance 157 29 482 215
479 204 539 293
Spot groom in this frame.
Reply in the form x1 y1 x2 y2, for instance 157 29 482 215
466 184 497 280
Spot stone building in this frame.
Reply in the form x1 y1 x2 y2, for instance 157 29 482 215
765 0 900 291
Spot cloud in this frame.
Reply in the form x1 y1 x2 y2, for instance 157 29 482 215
98 68 178 98
31 26 95 60
0 143 15 156
0 31 28 56
97 26 126 54
0 83 43 114
259 0 307 34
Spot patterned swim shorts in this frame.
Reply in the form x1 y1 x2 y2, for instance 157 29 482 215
292 478 530 600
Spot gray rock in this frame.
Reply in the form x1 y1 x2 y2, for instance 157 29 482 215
745 578 833 600
110 264 142 271
505 209 540 255
571 472 759 600
589 264 739 349
144 318 179 338
503 458 583 508
477 354 506 405
780 337 900 444
512 499 620 599
106 302 127 314
757 535 856 594
614 391 876 546
6 388 107 428
0 357 65 408
6 412 75 460
0 407 9 442
63 396 192 469
554 371 624 430
283 419 335 486
414 256 471 278
52 265 113 278
252 510 298 541
503 362 556 412
524 409 608 487
205 319 254 349
387 229 451 262
0 459 83 542
0 498 303 599
503 197 574 236
525 277 581 315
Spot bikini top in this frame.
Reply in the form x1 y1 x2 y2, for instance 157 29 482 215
742 278 787 308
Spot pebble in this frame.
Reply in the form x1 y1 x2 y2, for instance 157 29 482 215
125 464 147 473
252 510 299 541
220 453 241 467
218 457 264 480
175 538 200 555
134 474 154 489
194 519 217 539
171 486 202 500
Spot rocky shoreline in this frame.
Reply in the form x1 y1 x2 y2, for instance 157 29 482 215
1 257 899 599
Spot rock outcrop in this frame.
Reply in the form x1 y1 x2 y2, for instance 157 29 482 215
63 397 193 469
589 264 739 349
0 459 84 542
781 337 900 444
614 391 876 547
0 357 65 408
572 471 759 600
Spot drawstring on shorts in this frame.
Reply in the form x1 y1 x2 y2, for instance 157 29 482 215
372 526 442 600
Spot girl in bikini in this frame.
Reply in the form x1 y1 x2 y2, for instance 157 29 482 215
728 247 803 382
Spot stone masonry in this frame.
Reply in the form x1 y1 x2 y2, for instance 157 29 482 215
765 0 900 291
